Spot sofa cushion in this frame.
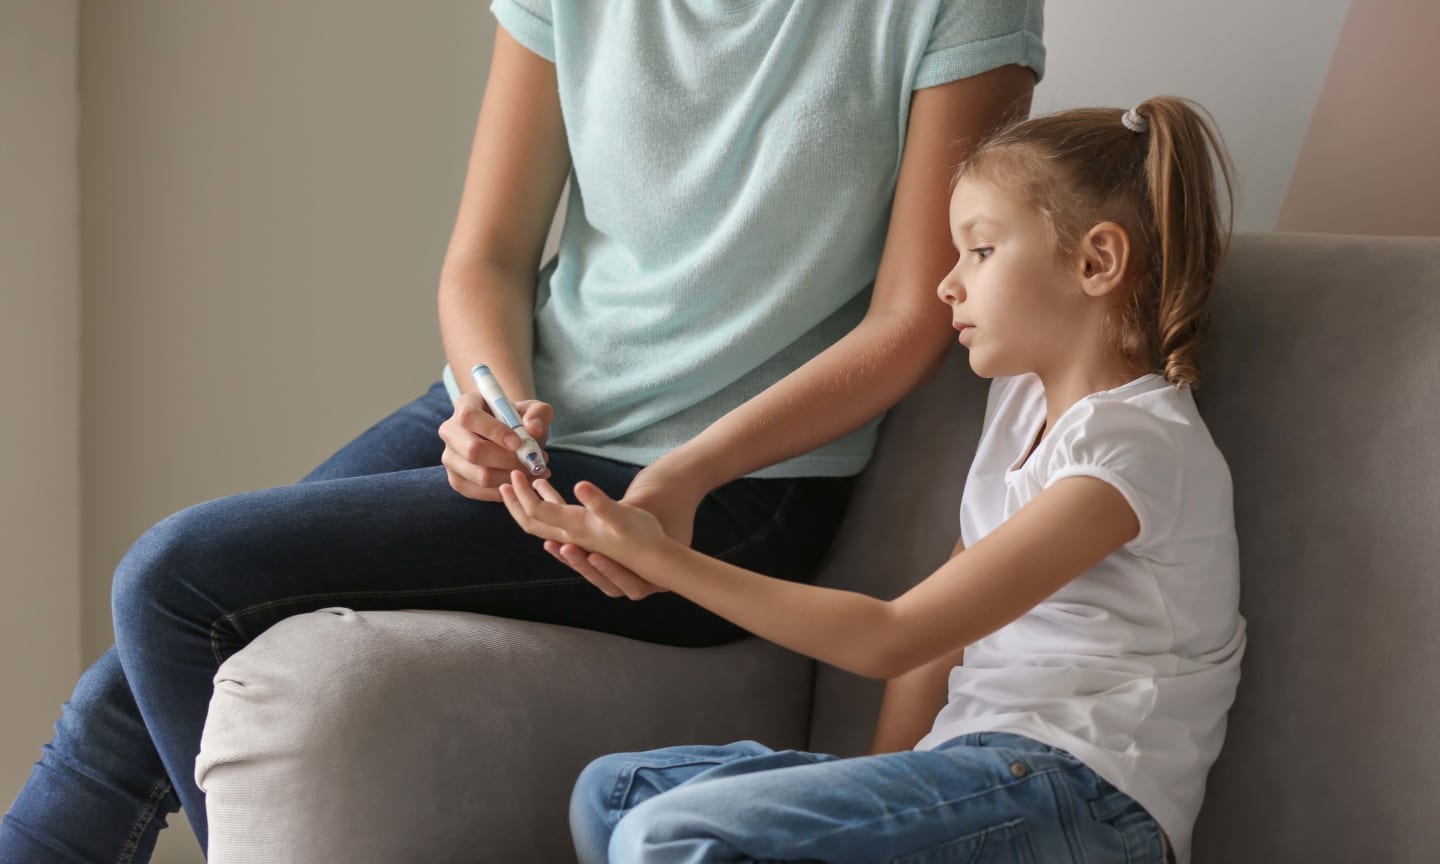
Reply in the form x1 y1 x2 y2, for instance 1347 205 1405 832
808 233 1440 863
1190 233 1440 863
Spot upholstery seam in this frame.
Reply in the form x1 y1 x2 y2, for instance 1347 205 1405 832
208 577 587 665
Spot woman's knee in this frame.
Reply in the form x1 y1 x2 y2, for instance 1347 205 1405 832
110 498 240 629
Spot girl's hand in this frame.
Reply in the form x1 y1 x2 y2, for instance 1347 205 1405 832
501 471 671 600
439 394 553 501
544 462 708 599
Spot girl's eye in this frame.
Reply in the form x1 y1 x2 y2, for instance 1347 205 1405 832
970 246 993 260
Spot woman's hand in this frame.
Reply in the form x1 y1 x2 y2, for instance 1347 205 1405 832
439 393 553 501
501 470 673 600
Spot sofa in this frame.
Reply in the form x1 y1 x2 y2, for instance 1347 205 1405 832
194 233 1440 863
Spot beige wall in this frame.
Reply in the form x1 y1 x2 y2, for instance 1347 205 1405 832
78 1 496 859
1036 0 1353 232
0 0 82 831
1277 0 1440 235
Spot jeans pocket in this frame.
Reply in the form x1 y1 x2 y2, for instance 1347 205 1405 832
611 742 774 811
890 817 1038 864
1089 784 1167 864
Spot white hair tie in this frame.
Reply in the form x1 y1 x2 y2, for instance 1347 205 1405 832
1122 107 1150 134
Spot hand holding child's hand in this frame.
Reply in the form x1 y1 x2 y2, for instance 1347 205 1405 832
500 470 670 600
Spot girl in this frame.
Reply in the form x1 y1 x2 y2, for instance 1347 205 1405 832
501 96 1246 864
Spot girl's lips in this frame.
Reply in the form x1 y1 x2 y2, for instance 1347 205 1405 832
954 323 975 344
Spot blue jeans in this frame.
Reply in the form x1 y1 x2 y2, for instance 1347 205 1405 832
0 381 855 864
571 732 1170 864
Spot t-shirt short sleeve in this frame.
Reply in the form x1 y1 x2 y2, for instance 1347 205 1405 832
491 0 555 62
915 0 1045 90
1043 401 1183 551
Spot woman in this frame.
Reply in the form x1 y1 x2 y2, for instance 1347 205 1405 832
0 1 1043 860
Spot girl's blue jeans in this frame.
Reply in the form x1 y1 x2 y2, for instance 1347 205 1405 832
0 381 854 864
572 732 1171 864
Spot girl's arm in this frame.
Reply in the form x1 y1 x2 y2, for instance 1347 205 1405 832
868 645 965 754
502 471 1139 680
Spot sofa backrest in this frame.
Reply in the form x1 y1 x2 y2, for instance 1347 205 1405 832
808 233 1440 863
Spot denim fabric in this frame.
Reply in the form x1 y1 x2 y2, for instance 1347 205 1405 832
572 732 1169 864
1 380 854 863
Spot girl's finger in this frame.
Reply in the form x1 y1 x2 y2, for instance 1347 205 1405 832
511 471 586 533
533 477 566 505
499 485 564 542
507 470 547 519
498 484 530 527
573 481 621 515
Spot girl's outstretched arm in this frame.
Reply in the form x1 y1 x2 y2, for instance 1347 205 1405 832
501 471 1138 680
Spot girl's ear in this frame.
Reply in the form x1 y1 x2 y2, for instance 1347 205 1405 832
1076 222 1132 299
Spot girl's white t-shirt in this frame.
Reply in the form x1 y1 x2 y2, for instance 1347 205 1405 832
914 372 1246 864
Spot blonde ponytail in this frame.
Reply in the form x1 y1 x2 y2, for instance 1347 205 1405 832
1134 97 1235 386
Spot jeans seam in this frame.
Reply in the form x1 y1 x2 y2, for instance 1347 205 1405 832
1046 769 1089 864
117 778 172 864
607 765 636 826
711 480 800 563
207 577 587 664
888 815 1031 864
802 768 1060 859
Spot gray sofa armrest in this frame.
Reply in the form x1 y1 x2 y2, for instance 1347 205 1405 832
197 607 813 864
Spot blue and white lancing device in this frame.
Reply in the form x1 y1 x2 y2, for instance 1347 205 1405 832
470 364 548 476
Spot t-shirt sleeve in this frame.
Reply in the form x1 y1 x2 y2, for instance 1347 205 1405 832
915 0 1045 90
1044 401 1183 551
490 0 556 62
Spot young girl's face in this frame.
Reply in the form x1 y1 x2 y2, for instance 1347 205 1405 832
936 173 1087 379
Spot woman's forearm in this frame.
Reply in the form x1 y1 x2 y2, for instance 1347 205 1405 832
663 306 953 491
437 259 538 402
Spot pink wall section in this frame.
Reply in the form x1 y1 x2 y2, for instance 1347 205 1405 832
1276 0 1440 236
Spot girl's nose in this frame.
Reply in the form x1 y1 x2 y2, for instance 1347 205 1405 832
936 271 963 305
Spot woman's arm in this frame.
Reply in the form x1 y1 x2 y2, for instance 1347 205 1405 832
437 26 571 404
502 471 1139 680
652 65 1035 492
436 27 572 500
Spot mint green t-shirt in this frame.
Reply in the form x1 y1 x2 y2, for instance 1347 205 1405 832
445 0 1044 477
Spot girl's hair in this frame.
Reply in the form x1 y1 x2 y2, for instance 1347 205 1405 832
957 97 1235 387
